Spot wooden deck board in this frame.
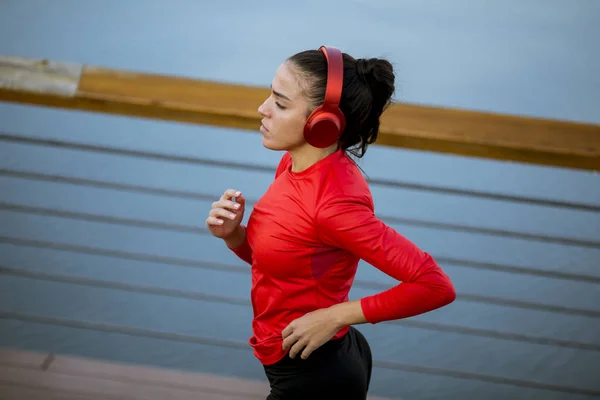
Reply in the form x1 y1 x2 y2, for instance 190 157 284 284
0 382 106 400
0 365 262 400
0 348 47 369
47 354 268 397
0 348 393 399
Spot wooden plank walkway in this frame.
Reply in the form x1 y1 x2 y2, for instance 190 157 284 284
0 348 392 399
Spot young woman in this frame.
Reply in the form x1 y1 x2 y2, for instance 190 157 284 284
206 46 456 399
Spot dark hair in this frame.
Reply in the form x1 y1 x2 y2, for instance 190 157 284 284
287 49 395 158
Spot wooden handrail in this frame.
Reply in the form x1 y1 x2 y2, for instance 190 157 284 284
1 55 599 171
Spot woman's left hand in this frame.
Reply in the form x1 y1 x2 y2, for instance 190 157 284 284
282 307 342 360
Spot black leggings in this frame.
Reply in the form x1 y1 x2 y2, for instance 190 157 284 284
263 326 372 400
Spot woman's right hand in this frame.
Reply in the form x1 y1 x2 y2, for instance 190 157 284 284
205 188 246 240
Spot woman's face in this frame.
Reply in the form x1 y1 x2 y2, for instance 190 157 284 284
257 61 312 151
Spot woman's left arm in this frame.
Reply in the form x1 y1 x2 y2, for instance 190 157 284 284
282 193 455 359
317 194 456 324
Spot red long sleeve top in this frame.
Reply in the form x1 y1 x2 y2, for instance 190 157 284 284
230 149 456 365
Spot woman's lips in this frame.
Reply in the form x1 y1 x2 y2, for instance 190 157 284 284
260 121 270 134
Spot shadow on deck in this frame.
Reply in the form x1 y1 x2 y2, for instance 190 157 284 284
0 348 392 399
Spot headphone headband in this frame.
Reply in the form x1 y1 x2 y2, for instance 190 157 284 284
319 46 344 108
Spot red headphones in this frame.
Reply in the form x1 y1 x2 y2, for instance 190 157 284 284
303 45 347 148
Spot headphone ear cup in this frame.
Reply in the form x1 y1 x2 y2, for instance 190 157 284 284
303 106 346 148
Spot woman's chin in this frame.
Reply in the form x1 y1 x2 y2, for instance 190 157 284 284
262 136 285 151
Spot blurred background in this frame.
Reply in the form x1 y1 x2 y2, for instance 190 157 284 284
0 0 599 399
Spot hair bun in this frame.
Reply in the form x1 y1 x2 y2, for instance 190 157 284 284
355 57 395 110
356 58 375 82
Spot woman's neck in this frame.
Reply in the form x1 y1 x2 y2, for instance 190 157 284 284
289 143 338 173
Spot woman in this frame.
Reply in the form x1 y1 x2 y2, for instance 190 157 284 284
206 46 456 399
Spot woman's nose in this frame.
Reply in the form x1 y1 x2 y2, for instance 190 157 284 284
258 98 270 117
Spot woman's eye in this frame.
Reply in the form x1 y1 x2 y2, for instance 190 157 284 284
276 102 286 110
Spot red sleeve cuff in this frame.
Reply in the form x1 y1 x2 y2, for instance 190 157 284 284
228 228 253 265
360 292 388 324
359 267 456 324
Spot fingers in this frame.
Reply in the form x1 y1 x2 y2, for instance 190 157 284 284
300 344 317 360
282 324 293 339
209 207 237 221
221 189 241 201
282 327 308 360
288 339 305 359
212 199 241 212
282 331 296 351
205 216 225 226
287 338 316 360
214 189 245 211
206 189 245 229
